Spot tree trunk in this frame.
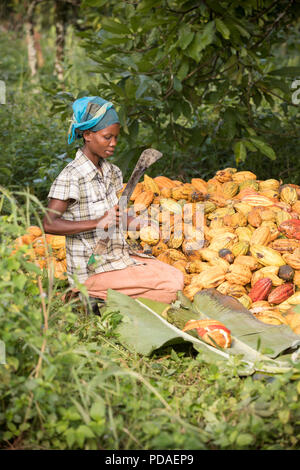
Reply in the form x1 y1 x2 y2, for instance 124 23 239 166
25 1 39 80
34 29 44 69
54 1 68 84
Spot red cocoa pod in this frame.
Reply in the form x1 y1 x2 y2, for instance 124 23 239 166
249 278 273 302
268 283 295 305
278 219 300 240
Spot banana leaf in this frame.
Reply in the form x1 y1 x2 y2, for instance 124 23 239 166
190 289 300 359
105 289 300 376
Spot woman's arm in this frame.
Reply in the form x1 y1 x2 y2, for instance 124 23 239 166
43 199 120 235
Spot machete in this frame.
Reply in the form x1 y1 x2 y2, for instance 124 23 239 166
91 148 163 259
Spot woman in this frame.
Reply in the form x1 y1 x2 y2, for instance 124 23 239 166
43 96 184 310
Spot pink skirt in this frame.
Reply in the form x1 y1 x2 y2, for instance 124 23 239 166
84 255 184 304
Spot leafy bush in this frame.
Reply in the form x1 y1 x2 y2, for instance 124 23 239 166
1 190 300 450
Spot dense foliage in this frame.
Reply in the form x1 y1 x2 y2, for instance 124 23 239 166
51 0 300 181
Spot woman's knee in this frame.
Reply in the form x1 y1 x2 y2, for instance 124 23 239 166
164 268 184 293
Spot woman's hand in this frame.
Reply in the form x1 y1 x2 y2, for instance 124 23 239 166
97 205 121 231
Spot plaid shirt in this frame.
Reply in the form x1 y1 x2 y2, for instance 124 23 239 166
48 149 150 285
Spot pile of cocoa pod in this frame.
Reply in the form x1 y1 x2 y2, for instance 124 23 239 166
12 227 67 280
123 169 300 334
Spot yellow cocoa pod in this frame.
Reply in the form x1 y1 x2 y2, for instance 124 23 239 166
216 281 231 295
183 273 193 286
209 233 237 252
280 186 298 205
209 217 225 229
214 168 237 183
286 291 300 305
226 284 247 298
203 201 217 214
238 294 252 309
239 179 259 192
258 179 280 192
134 190 154 212
191 266 226 289
206 227 234 240
152 240 168 257
156 251 172 265
206 178 223 195
154 176 177 189
171 184 195 201
167 249 187 261
160 187 172 198
277 300 292 314
283 248 300 270
248 207 262 228
140 225 160 245
233 202 252 217
223 212 247 229
259 208 276 223
56 247 66 261
285 311 300 330
260 221 279 241
182 239 203 257
255 311 287 326
250 226 271 246
221 181 239 198
144 174 160 195
292 201 300 216
168 232 184 249
160 198 182 215
235 227 253 243
250 300 271 314
293 271 300 288
27 225 43 239
225 264 252 286
260 189 280 199
250 245 285 267
207 207 235 220
171 259 187 274
208 256 230 273
232 171 257 183
233 255 258 271
191 178 208 193
185 260 207 274
199 248 219 262
130 182 144 201
231 241 250 257
53 259 67 280
183 283 203 301
51 236 66 250
275 210 293 226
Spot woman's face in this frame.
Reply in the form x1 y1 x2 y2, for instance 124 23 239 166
83 123 120 159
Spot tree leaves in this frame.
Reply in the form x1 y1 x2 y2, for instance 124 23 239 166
187 22 215 62
215 18 230 40
268 66 300 77
249 138 276 160
234 141 247 164
177 25 194 50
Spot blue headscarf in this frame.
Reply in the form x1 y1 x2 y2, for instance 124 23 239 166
67 96 120 144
